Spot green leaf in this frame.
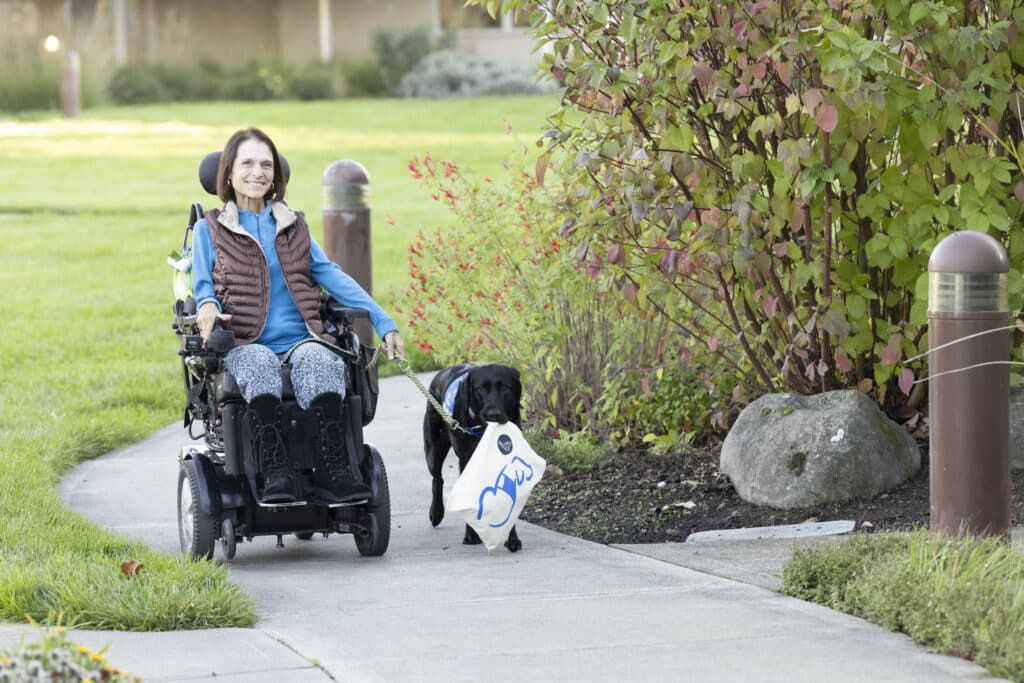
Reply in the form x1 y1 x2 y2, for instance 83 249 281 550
909 2 930 26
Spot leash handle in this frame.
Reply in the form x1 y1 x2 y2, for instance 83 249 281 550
391 354 478 436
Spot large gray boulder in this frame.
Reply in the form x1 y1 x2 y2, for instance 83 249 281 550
720 390 920 509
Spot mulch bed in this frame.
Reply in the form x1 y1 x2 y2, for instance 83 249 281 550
520 443 1024 544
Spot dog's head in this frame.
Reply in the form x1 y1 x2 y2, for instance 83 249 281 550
465 364 521 425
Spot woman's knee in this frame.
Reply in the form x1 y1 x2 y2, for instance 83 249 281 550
289 343 346 409
225 344 282 400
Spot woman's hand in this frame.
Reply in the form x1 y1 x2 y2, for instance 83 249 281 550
383 330 405 361
197 301 232 342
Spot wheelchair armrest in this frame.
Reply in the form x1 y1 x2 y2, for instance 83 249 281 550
321 297 370 323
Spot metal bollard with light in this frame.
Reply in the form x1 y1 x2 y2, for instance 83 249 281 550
322 160 373 343
927 230 1011 539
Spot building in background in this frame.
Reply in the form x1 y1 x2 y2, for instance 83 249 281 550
0 0 535 69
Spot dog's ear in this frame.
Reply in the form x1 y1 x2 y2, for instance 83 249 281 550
458 368 478 419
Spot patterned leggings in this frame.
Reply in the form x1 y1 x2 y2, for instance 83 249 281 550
225 340 346 410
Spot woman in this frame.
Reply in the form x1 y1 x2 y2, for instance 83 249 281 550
192 127 404 505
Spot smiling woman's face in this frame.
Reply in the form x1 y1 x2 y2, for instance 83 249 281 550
231 138 274 209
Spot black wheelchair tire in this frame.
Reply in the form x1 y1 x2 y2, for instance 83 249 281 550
294 532 315 540
178 458 218 560
354 447 390 557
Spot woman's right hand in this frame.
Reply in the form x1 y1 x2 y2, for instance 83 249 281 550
197 302 232 343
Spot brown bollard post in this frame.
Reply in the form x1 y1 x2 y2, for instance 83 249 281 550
60 49 81 118
928 230 1010 539
322 160 373 344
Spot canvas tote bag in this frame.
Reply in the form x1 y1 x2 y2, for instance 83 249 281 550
446 422 547 551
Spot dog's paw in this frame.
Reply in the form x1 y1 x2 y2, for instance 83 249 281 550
429 501 445 527
463 527 483 545
505 536 522 553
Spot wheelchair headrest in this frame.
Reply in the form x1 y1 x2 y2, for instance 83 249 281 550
199 151 291 196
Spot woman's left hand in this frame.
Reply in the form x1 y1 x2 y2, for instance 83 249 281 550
383 331 404 361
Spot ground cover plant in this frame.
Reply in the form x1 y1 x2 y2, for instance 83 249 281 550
0 619 141 681
782 531 1024 683
0 96 553 629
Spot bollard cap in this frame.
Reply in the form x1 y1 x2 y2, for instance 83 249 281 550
928 230 1008 273
322 160 369 186
928 231 1008 313
323 160 369 213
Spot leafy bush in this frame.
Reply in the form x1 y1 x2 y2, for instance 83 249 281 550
0 63 61 113
397 50 554 98
398 150 704 444
288 63 336 100
225 61 291 101
372 27 448 94
526 426 615 471
336 60 388 97
483 0 1024 421
107 64 171 104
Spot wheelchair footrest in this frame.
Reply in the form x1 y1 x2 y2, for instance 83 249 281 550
254 499 309 509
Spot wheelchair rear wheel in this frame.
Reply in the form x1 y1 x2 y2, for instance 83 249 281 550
354 446 390 557
178 458 218 560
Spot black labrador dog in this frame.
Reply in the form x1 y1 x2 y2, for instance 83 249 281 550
424 363 523 552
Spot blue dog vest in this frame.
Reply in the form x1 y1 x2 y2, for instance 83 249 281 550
443 373 484 436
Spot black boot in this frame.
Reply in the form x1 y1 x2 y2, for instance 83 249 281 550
308 393 370 505
246 394 298 504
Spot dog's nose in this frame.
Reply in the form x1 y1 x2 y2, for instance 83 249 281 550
482 410 505 423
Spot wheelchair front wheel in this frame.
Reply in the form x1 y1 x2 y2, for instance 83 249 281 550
354 446 390 557
178 458 217 560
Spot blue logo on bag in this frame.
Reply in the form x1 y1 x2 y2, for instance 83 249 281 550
477 456 534 528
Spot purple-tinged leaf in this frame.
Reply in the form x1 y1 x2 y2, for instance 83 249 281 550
815 103 839 132
607 243 625 265
802 88 823 113
834 349 853 373
1015 180 1024 203
898 368 915 396
762 295 778 318
880 342 900 366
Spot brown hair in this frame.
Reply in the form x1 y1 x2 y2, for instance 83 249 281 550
216 127 287 204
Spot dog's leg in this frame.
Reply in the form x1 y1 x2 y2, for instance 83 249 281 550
424 408 451 527
504 525 522 552
463 525 482 545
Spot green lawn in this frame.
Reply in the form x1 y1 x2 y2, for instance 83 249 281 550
0 96 554 629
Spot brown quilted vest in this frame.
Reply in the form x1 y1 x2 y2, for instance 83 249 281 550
205 205 334 345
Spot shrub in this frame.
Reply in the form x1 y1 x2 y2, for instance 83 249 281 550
107 64 169 104
224 61 290 101
480 0 1024 422
526 427 615 472
336 60 389 97
0 63 61 113
397 50 554 98
288 63 336 100
372 27 446 94
398 150 702 445
107 63 199 104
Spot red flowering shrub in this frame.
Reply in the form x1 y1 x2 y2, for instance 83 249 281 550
399 149 711 443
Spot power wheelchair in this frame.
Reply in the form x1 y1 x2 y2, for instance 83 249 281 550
171 152 390 561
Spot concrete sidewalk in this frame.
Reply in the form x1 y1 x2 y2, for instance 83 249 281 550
11 373 1004 682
